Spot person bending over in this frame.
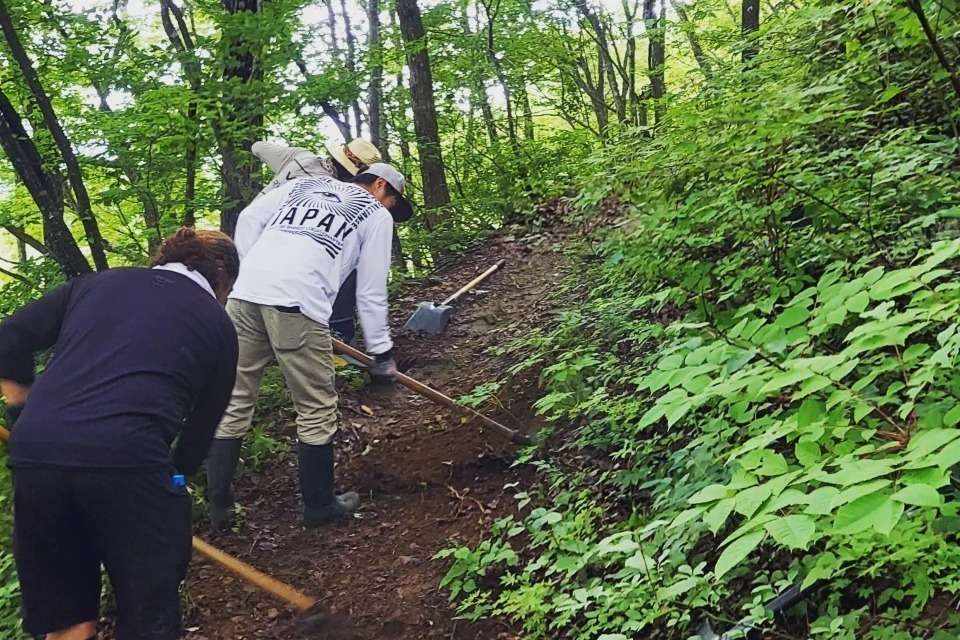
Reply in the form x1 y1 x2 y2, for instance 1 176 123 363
207 163 412 531
251 137 413 345
0 228 240 640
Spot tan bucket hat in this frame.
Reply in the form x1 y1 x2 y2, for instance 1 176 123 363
324 138 382 175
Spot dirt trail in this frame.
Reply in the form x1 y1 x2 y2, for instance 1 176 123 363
181 225 569 640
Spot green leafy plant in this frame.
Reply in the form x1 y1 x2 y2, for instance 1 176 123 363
458 381 504 409
439 2 960 638
242 426 290 473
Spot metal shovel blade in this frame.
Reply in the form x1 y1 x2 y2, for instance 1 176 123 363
403 301 454 334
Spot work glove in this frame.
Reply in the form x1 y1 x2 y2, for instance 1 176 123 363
369 349 399 385
5 404 23 429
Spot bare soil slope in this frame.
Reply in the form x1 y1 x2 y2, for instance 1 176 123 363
182 225 569 640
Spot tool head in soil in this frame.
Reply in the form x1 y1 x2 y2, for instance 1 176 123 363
403 300 454 334
294 604 360 639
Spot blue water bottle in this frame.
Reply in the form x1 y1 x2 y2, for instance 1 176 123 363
171 474 186 489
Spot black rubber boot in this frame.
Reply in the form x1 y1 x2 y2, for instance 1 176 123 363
298 441 359 528
205 438 243 532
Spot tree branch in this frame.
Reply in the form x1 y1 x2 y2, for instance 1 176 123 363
0 264 40 290
905 0 960 103
294 57 352 140
3 225 48 255
0 0 109 270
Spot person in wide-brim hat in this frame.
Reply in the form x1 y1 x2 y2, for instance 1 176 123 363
251 137 384 200
324 138 383 177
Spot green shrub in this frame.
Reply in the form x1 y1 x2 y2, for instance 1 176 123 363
439 2 960 638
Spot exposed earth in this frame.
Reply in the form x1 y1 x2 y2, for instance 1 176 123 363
166 222 570 640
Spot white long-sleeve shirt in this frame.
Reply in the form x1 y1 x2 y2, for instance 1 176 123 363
251 141 335 200
230 175 394 355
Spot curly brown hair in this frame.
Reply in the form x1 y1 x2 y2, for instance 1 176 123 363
150 227 240 294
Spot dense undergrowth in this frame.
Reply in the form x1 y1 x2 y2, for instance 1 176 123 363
440 2 960 638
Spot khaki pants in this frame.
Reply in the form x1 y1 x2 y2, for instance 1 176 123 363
216 299 338 445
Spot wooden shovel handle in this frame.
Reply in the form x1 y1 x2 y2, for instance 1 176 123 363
441 259 506 306
333 339 530 444
0 424 316 612
191 536 316 611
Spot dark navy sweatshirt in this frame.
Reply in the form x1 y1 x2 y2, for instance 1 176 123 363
0 267 238 475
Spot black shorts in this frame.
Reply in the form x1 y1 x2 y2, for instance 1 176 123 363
12 467 192 639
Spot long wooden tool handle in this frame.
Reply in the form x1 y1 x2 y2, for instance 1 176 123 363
441 259 506 306
0 425 317 612
333 339 530 444
191 536 316 611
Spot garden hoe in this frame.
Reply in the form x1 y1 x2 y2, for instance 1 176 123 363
403 259 507 334
0 425 344 638
333 338 531 444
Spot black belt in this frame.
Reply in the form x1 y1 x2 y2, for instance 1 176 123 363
274 305 301 313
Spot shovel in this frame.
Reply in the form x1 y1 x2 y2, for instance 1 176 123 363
333 338 531 444
403 259 506 334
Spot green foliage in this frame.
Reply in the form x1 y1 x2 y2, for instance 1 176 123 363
243 426 290 473
0 446 20 638
440 1 960 638
252 366 293 420
458 381 503 409
244 367 293 471
0 549 21 638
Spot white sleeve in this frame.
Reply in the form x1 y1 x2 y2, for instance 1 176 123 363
234 186 287 260
251 141 304 174
355 210 394 356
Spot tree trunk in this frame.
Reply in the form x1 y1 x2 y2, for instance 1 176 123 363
395 0 450 219
0 0 109 270
461 5 499 147
575 50 608 137
596 44 608 134
905 0 960 102
644 0 666 126
339 0 364 138
0 88 91 277
670 0 712 77
479 88 499 146
573 0 624 122
367 0 385 153
14 226 26 262
90 84 164 253
325 0 341 58
520 78 535 140
391 227 405 269
742 0 760 63
481 0 519 150
184 101 198 226
623 0 641 124
126 164 163 253
388 11 415 184
219 0 263 237
324 0 352 135
464 98 478 155
160 0 207 227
